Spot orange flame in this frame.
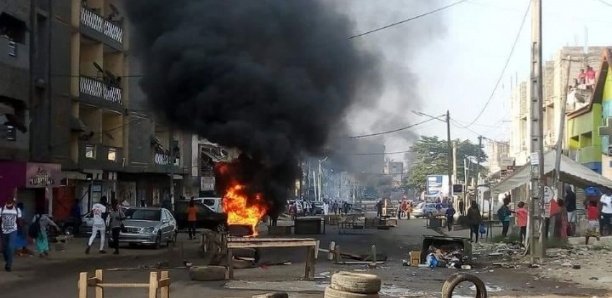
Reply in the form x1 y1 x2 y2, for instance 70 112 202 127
222 183 268 236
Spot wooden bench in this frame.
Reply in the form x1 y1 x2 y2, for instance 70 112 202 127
78 269 170 298
226 237 319 280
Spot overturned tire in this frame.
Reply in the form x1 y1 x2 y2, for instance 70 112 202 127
441 273 487 298
189 265 227 281
330 271 381 294
324 287 379 298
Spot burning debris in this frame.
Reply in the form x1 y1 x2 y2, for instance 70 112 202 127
125 1 381 226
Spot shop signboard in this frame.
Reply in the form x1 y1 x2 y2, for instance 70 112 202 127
25 163 61 188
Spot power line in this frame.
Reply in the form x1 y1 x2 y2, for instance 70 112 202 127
596 0 612 7
349 149 414 156
348 0 469 39
462 0 530 128
349 117 438 139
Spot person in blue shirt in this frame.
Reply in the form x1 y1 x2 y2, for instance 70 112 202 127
497 195 512 237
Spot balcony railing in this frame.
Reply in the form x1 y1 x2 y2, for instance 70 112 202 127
79 76 122 105
80 7 123 45
154 152 180 166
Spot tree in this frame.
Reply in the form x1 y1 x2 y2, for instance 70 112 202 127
405 136 487 192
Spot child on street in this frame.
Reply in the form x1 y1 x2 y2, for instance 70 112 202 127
586 200 601 245
515 202 528 244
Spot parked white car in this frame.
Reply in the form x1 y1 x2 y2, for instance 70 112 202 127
412 202 447 218
194 197 223 213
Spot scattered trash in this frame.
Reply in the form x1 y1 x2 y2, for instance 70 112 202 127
529 264 540 268
402 259 409 266
461 265 472 270
423 244 465 269
469 284 502 292
572 265 581 269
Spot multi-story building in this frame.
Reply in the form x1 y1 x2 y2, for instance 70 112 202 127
383 160 404 187
0 0 197 218
510 46 604 166
0 1 65 216
510 81 530 165
0 1 29 162
568 48 612 176
485 140 511 174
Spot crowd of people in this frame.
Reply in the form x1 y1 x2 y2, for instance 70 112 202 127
0 194 128 273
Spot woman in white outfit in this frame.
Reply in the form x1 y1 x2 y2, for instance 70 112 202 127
86 196 108 254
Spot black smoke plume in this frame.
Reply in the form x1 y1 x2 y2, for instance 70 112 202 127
125 1 380 217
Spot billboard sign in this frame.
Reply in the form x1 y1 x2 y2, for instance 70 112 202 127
426 175 450 197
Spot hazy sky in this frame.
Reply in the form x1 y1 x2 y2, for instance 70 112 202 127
339 0 612 158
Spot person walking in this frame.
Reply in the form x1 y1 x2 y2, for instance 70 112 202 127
515 202 528 244
600 188 612 236
458 199 465 216
15 202 29 256
467 201 482 243
565 186 577 236
497 196 512 237
71 199 82 236
32 209 60 257
86 196 108 254
445 205 456 231
187 198 197 240
108 200 125 254
1 198 22 271
376 199 383 218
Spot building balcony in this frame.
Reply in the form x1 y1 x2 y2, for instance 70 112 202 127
79 76 122 108
80 7 123 50
151 151 183 173
0 37 28 70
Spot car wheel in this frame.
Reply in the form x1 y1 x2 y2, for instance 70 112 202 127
154 232 162 249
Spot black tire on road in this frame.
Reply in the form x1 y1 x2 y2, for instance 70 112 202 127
330 272 381 294
324 287 379 298
441 273 487 298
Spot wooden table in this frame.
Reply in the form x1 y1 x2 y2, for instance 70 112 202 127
226 237 318 280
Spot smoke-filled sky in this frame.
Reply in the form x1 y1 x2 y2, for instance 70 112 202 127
340 0 612 160
125 0 384 214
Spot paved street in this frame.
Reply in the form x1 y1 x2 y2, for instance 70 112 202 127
1 218 609 297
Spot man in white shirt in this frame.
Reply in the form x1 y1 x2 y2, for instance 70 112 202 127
1 198 22 272
601 189 612 236
86 196 108 254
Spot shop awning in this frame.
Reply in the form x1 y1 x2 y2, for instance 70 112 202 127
492 151 612 193
0 102 15 114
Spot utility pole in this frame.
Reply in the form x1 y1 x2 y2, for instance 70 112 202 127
529 0 545 263
477 136 483 216
446 110 453 202
169 130 176 211
452 141 458 184
554 56 572 188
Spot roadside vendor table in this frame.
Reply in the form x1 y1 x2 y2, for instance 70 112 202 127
226 237 319 280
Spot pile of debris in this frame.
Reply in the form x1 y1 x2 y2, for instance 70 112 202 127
472 242 525 258
425 244 465 269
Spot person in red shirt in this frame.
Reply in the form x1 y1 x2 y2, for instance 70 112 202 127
515 201 528 244
187 198 198 240
586 200 600 245
586 66 596 89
